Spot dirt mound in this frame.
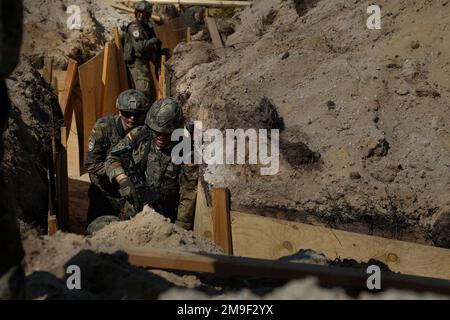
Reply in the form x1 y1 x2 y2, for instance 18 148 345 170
3 61 62 227
23 207 222 276
22 207 224 299
171 0 450 247
91 207 223 254
22 0 129 67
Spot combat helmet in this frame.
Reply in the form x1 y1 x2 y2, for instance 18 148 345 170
135 1 153 15
145 98 183 133
116 89 150 112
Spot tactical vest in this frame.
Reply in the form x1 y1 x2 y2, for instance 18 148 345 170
124 20 158 64
129 128 183 219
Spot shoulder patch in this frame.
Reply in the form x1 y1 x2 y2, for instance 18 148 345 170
88 137 95 152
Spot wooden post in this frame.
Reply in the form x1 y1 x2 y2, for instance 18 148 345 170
205 17 225 58
57 126 69 231
48 128 59 236
186 27 192 42
59 59 79 138
193 180 213 240
48 215 59 236
43 57 53 84
212 188 233 255
113 27 129 92
159 55 166 99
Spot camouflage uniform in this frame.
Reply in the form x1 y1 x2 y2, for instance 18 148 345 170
105 99 198 229
123 1 162 102
0 0 26 299
85 90 150 224
85 114 126 222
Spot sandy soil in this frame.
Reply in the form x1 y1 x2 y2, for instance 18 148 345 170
171 0 450 248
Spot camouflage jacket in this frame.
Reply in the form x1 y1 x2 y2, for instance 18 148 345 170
124 20 160 65
85 114 126 177
105 126 198 226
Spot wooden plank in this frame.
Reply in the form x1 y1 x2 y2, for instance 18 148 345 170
193 180 213 240
125 0 252 7
57 126 69 231
78 52 104 164
59 59 79 136
155 15 194 52
113 27 129 92
48 215 59 236
111 4 162 23
159 55 166 99
163 58 171 98
212 188 233 254
205 17 225 58
186 27 192 42
43 57 53 84
101 42 122 117
230 211 450 281
150 62 159 100
126 247 450 295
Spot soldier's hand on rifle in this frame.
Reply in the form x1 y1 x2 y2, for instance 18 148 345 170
118 176 138 205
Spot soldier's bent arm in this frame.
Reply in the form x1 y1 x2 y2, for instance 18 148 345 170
85 121 109 175
105 142 128 183
105 128 143 182
128 24 160 57
176 164 199 229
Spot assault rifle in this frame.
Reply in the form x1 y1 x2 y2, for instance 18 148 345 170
111 145 160 212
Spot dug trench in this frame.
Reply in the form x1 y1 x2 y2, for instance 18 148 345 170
3 0 450 299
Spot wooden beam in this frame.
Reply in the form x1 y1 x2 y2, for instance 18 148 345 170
126 247 450 295
101 42 122 117
193 180 213 240
43 57 53 84
194 205 450 281
48 215 59 236
78 51 104 164
150 62 159 100
212 188 233 254
123 0 253 7
205 17 225 58
59 59 79 136
57 126 69 231
186 27 192 42
111 4 162 22
159 55 166 99
113 27 129 92
230 211 450 281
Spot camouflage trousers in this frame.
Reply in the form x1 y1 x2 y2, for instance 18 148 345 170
127 62 156 103
87 173 124 224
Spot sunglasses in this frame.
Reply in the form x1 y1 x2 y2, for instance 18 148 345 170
121 111 146 119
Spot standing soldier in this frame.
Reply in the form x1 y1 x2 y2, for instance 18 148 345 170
105 98 198 230
123 1 162 102
85 90 150 229
0 1 25 300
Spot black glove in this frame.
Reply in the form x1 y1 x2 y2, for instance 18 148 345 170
119 178 138 204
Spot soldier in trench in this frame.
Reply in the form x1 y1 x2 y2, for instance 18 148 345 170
85 90 150 234
122 1 165 102
105 98 198 230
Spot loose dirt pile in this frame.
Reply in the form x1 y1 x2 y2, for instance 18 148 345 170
23 207 223 299
171 0 450 247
